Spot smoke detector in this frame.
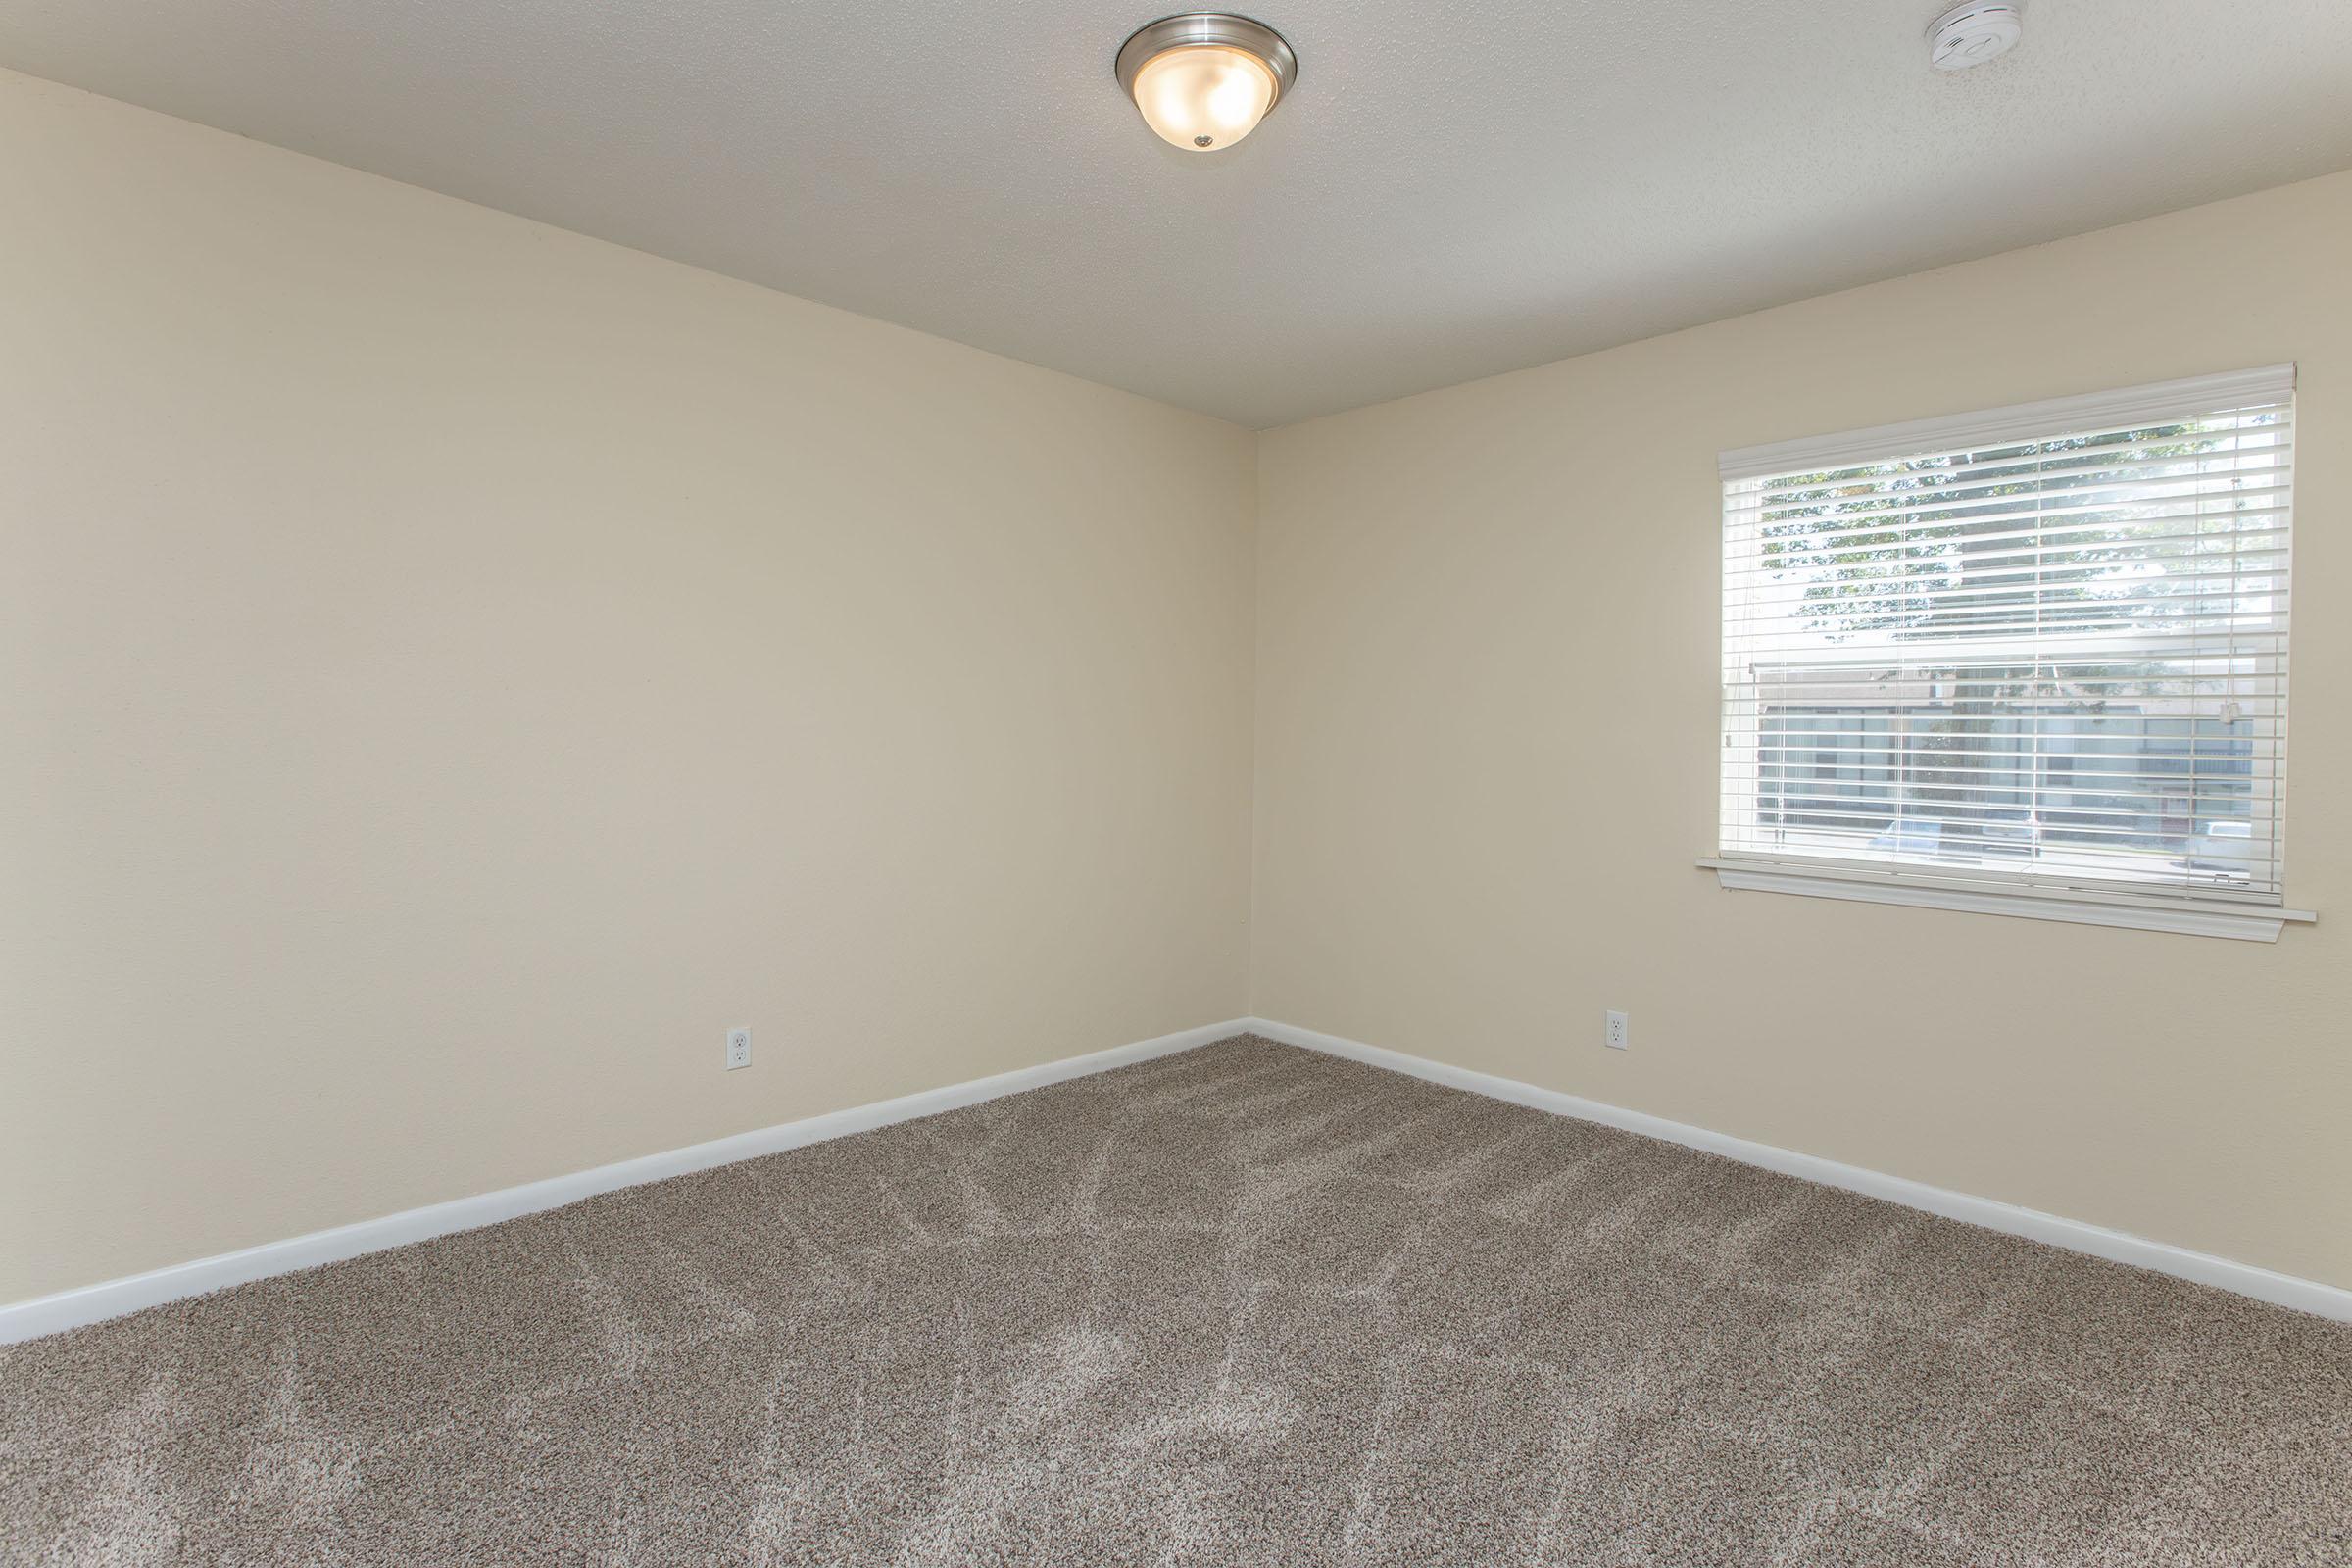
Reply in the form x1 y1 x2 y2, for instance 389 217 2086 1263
1928 3 2023 71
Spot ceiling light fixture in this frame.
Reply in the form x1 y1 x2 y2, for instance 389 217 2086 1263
1927 3 2023 71
1115 13 1298 153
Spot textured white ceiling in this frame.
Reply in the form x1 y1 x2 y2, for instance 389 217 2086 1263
5 1 2350 427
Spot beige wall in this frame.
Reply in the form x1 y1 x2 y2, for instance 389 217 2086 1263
8 63 2349 1309
0 72 1256 1304
1253 169 2352 1291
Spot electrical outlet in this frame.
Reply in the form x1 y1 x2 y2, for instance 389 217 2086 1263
725 1027 752 1071
1604 1010 1629 1051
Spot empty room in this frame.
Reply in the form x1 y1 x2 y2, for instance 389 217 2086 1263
3 1 2348 1562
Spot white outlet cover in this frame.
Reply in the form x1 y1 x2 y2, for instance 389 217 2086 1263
725 1027 752 1070
1604 1010 1630 1050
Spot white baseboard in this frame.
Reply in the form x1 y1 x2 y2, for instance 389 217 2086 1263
16 1012 2343 1341
1242 1015 2352 1323
0 1017 1250 1346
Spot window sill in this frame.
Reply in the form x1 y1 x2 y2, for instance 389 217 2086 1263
1697 857 2316 943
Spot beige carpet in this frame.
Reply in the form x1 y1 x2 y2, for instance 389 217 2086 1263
2 1035 2347 1565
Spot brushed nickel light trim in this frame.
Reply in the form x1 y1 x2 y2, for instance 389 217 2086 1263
1115 13 1298 151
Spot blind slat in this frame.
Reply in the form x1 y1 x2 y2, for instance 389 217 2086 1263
1752 478 2293 537
1745 432 2294 494
1718 364 2296 480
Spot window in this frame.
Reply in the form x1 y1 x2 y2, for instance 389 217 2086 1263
1712 367 2311 941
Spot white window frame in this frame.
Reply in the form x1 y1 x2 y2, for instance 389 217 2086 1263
1705 367 2315 943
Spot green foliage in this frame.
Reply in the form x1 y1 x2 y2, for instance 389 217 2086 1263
1754 419 2269 643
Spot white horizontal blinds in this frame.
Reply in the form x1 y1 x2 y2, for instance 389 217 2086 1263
1720 368 2293 905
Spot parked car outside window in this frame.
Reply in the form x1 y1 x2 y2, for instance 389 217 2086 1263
2178 819 2256 882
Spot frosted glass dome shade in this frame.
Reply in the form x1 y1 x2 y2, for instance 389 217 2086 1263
1133 44 1278 151
1115 15 1298 154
